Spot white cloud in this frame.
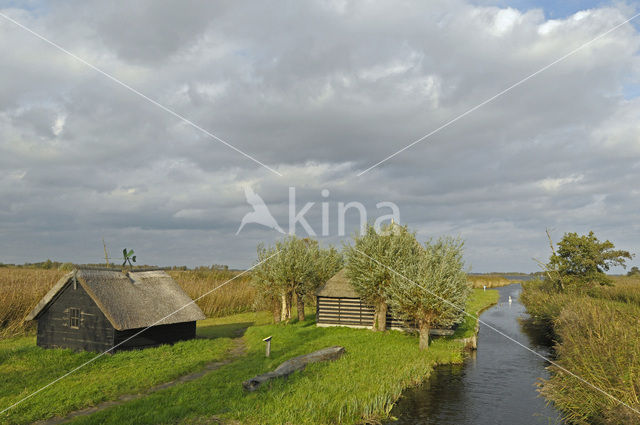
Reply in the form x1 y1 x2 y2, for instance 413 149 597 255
51 114 66 136
538 174 584 192
492 8 522 35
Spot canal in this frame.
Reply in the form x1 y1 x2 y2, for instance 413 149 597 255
387 283 564 424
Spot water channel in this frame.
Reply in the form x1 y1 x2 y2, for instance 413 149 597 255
387 283 564 425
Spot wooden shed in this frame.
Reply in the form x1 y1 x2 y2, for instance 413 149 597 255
315 269 454 335
25 268 205 352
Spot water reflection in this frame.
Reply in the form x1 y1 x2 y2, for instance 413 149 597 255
387 284 564 425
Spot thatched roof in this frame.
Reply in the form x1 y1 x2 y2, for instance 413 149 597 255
25 269 205 330
316 269 360 298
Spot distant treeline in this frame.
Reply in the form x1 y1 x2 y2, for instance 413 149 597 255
468 271 539 276
0 260 239 272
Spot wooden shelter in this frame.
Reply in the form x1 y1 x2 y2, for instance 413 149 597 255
315 269 454 335
315 269 408 330
25 268 205 352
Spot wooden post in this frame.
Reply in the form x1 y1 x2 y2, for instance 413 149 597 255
103 238 110 266
263 336 272 357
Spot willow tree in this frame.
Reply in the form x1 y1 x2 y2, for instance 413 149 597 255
252 236 342 322
344 222 422 331
388 236 469 350
293 242 343 321
270 236 310 321
252 243 283 322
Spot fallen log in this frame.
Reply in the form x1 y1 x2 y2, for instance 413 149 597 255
242 346 345 391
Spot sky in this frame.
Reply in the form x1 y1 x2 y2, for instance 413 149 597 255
1 0 639 272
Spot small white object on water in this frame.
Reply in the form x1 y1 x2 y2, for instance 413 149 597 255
508 295 512 304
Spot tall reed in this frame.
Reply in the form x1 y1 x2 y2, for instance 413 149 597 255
541 299 640 424
167 269 262 317
467 274 512 289
0 268 65 338
521 278 640 424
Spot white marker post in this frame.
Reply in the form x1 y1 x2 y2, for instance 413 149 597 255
263 336 272 357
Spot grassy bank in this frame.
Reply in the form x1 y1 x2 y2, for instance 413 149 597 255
0 289 498 425
0 267 259 339
520 278 640 424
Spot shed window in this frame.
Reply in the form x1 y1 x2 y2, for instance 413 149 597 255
69 308 80 329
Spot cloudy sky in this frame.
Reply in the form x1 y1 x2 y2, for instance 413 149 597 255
1 0 639 272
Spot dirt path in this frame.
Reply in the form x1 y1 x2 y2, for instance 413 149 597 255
32 336 247 425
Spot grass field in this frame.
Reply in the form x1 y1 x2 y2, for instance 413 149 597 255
520 276 640 425
0 289 498 425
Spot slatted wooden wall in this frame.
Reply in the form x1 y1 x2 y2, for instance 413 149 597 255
316 296 457 335
316 297 375 326
316 296 416 330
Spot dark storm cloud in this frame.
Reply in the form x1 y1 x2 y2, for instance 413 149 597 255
0 1 639 271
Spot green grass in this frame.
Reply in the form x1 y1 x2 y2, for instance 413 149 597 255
67 291 497 425
0 322 236 425
0 291 499 425
63 322 461 425
195 311 273 339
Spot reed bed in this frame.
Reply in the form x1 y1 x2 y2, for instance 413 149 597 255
467 274 513 289
167 269 262 317
521 278 640 424
0 268 65 338
589 276 640 305
542 298 640 425
0 267 262 339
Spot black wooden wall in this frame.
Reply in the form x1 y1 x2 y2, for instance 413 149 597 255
36 281 115 352
113 322 196 350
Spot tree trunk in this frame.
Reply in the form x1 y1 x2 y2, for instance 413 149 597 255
418 319 431 350
280 292 288 322
286 290 293 320
373 301 387 332
296 292 305 321
272 297 281 323
243 346 345 391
